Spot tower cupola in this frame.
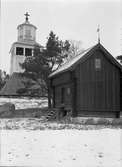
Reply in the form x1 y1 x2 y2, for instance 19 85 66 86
17 12 37 43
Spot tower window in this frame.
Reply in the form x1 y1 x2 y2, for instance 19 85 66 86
16 47 24 55
25 48 32 56
25 29 31 39
95 58 101 69
26 29 31 36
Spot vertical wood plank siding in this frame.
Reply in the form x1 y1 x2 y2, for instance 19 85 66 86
51 72 72 108
120 72 122 111
52 72 71 86
51 47 121 118
54 84 72 108
75 49 120 117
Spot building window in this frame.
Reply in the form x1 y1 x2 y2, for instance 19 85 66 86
25 29 32 39
25 48 32 56
16 47 24 55
26 29 31 36
19 27 23 39
95 58 101 69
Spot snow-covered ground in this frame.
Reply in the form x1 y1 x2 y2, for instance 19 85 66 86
0 97 48 109
0 98 122 166
0 128 122 167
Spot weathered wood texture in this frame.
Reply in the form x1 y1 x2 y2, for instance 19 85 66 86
75 49 120 116
54 83 72 108
50 46 122 118
77 111 117 118
52 72 71 86
120 72 122 111
51 72 72 108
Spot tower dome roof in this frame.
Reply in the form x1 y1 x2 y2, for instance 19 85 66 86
17 12 37 29
17 22 37 30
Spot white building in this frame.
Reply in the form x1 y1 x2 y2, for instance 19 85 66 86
10 12 42 75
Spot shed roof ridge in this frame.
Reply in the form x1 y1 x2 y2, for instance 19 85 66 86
49 43 122 78
49 44 97 77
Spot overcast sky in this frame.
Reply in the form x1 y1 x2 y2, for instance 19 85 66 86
0 0 122 73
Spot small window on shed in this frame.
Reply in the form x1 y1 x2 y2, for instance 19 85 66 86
95 58 101 70
16 47 24 55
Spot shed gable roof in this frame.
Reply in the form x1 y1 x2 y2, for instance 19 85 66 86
49 43 122 78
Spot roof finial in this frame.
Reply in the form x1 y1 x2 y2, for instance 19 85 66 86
97 24 100 43
24 12 30 22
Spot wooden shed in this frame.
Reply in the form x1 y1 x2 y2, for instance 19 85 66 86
49 43 122 118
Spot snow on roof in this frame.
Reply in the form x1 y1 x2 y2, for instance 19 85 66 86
49 45 95 78
49 43 122 78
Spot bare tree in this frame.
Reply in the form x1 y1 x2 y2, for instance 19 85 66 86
116 55 122 64
65 40 84 60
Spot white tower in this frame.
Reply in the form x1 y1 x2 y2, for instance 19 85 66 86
10 12 42 75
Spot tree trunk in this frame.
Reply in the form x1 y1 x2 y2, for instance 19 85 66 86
48 87 52 108
47 79 52 109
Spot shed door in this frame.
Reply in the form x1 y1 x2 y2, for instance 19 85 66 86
60 86 72 107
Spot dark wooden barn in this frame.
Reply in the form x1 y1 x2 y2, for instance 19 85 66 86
49 43 122 118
